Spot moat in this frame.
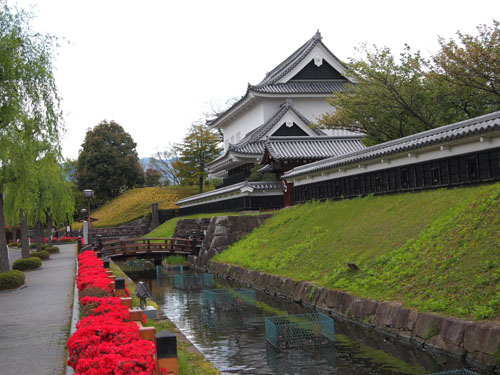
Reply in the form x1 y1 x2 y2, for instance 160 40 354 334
116 260 490 375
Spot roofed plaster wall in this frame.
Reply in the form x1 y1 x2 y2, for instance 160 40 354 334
223 102 264 151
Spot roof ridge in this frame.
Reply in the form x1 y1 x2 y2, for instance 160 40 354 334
256 32 321 86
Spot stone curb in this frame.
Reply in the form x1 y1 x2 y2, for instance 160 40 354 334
209 262 500 371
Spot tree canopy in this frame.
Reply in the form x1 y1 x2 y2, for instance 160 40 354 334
173 123 222 194
0 5 64 271
317 20 500 146
76 120 144 207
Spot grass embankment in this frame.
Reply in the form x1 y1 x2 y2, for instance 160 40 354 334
74 186 199 229
146 212 243 238
215 183 500 321
110 262 219 375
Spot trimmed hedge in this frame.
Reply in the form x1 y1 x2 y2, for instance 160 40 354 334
30 250 50 260
0 270 25 290
13 257 42 271
29 243 36 249
46 246 59 254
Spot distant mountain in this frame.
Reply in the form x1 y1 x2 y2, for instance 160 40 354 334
139 157 152 169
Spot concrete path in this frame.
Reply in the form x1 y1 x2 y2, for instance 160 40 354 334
0 244 76 375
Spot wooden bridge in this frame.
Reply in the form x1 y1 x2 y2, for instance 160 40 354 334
96 237 202 259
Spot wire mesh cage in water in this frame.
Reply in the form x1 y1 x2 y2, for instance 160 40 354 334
429 370 479 375
202 288 256 310
174 274 214 290
265 312 335 352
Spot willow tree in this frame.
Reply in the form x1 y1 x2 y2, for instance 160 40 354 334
5 150 74 255
0 5 62 272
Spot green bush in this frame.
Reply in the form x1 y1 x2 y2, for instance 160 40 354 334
29 243 36 249
163 254 186 264
0 270 25 290
13 257 42 271
30 250 50 260
41 244 48 250
45 246 59 254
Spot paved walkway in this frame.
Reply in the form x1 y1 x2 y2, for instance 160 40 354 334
0 244 76 375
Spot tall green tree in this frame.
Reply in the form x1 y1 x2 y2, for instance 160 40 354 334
76 120 144 207
316 45 460 146
317 20 500 146
173 123 222 194
429 20 500 117
0 5 63 272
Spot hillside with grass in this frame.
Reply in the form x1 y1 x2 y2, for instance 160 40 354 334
74 186 199 228
214 183 500 321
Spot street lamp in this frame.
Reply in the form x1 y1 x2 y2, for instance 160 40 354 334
82 189 94 244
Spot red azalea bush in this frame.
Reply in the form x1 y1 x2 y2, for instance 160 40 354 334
77 252 113 294
68 251 154 375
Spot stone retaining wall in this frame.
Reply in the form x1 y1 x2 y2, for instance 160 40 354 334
189 214 271 268
209 262 500 371
75 217 152 241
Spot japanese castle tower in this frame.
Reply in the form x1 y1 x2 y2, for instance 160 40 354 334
176 31 365 214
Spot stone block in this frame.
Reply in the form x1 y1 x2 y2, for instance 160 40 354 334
143 306 157 320
466 351 497 369
443 342 467 358
324 289 340 309
392 307 411 330
375 301 402 327
350 298 378 320
279 278 298 297
440 317 470 347
464 321 500 355
210 235 227 250
424 334 446 353
413 312 443 340
337 292 354 314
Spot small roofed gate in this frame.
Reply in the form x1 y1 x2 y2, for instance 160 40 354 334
100 237 201 258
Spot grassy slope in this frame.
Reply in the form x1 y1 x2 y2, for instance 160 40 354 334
146 212 244 238
74 186 199 229
215 183 500 321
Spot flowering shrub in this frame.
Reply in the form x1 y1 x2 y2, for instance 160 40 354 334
77 252 113 294
68 251 154 375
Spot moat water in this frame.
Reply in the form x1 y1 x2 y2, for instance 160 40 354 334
116 260 490 375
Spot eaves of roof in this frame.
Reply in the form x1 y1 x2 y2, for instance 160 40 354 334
249 80 349 95
175 181 284 206
263 136 366 161
283 111 500 179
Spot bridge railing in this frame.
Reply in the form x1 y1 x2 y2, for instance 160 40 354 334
100 237 200 258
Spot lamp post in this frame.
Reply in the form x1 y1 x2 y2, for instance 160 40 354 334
83 189 94 244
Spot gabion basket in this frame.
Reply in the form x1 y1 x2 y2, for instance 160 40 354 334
202 288 256 310
429 370 479 375
174 274 213 290
265 312 335 352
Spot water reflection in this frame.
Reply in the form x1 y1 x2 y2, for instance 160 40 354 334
116 260 489 375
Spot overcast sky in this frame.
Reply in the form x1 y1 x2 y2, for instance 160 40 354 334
12 0 500 160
